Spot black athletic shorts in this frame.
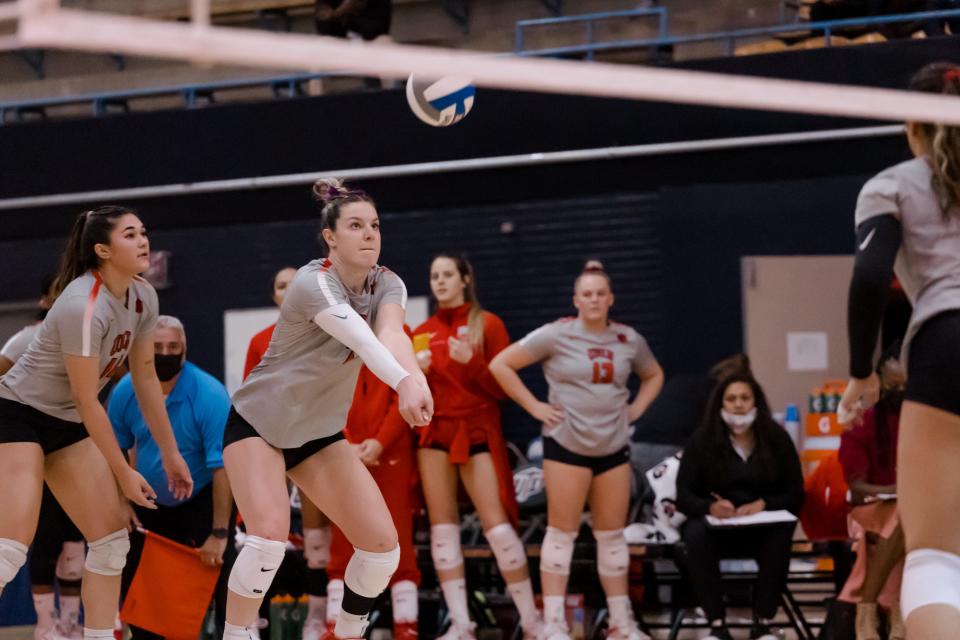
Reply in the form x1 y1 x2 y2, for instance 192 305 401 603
222 407 345 470
543 437 630 476
0 397 88 454
906 309 960 417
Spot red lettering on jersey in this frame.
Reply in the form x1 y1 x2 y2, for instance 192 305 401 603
110 331 132 356
343 352 356 364
100 357 120 379
592 361 615 384
587 348 614 361
135 298 143 314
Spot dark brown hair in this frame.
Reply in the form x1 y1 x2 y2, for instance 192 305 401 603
312 177 375 255
52 205 135 299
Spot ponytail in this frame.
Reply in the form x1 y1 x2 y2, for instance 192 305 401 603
51 206 134 300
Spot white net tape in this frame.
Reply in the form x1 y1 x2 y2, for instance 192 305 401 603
10 5 960 125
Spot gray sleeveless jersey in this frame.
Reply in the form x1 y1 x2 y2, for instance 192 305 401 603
0 272 159 422
232 259 407 448
856 157 960 362
520 318 659 457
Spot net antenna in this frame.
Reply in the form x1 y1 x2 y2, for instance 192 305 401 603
3 0 960 125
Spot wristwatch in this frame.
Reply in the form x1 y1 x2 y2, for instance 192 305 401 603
211 528 229 540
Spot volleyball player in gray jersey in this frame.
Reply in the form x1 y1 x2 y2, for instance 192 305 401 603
839 63 960 640
221 179 433 640
0 206 193 640
491 264 663 640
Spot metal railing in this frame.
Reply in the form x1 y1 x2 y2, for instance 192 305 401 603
0 71 333 123
515 8 960 58
2 8 958 124
514 8 669 60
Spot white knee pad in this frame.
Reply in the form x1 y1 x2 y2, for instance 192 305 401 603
901 548 960 618
227 535 286 599
0 538 28 587
594 529 629 577
344 545 400 598
486 523 527 573
304 527 332 569
84 529 129 576
541 527 576 576
56 541 86 582
430 524 463 571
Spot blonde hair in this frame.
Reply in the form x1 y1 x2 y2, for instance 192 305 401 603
909 63 960 218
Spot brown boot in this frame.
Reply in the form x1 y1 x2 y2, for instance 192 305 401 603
888 602 906 640
855 602 881 640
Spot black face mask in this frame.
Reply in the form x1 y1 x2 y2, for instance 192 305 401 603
155 353 184 382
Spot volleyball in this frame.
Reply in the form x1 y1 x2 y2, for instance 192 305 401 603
405 74 475 127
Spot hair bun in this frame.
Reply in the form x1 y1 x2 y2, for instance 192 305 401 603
583 259 605 272
312 177 346 204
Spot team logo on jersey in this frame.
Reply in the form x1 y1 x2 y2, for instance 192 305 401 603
135 298 143 313
587 348 614 361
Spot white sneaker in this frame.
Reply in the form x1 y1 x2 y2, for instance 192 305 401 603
541 621 571 640
606 620 651 640
302 614 327 640
521 614 545 640
435 622 476 640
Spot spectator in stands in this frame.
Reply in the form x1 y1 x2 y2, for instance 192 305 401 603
838 342 906 640
923 0 960 35
243 266 332 640
675 372 804 640
630 354 752 500
414 252 541 640
314 0 391 42
324 352 420 640
491 261 664 640
0 275 85 640
111 315 234 639
314 0 392 90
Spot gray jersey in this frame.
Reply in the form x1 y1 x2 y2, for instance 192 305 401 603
0 272 159 422
1 324 39 364
232 259 407 448
520 318 659 456
856 157 960 362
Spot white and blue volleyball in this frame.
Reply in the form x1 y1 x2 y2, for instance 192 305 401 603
406 74 475 127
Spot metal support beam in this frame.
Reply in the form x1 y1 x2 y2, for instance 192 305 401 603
441 0 469 33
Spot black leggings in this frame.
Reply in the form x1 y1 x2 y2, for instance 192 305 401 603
677 517 795 621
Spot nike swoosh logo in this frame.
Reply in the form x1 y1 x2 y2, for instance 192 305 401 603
859 228 877 251
332 313 348 320
388 459 399 466
259 567 276 572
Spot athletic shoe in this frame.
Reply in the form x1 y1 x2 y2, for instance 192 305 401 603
434 621 476 640
393 621 418 640
55 616 83 640
541 621 571 640
521 613 545 640
302 614 329 640
606 620 651 640
318 629 363 640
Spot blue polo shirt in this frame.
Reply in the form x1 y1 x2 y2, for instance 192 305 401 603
108 362 230 507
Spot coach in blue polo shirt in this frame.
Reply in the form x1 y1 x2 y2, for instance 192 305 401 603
109 315 233 640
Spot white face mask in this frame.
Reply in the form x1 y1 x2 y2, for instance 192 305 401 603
722 408 757 434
